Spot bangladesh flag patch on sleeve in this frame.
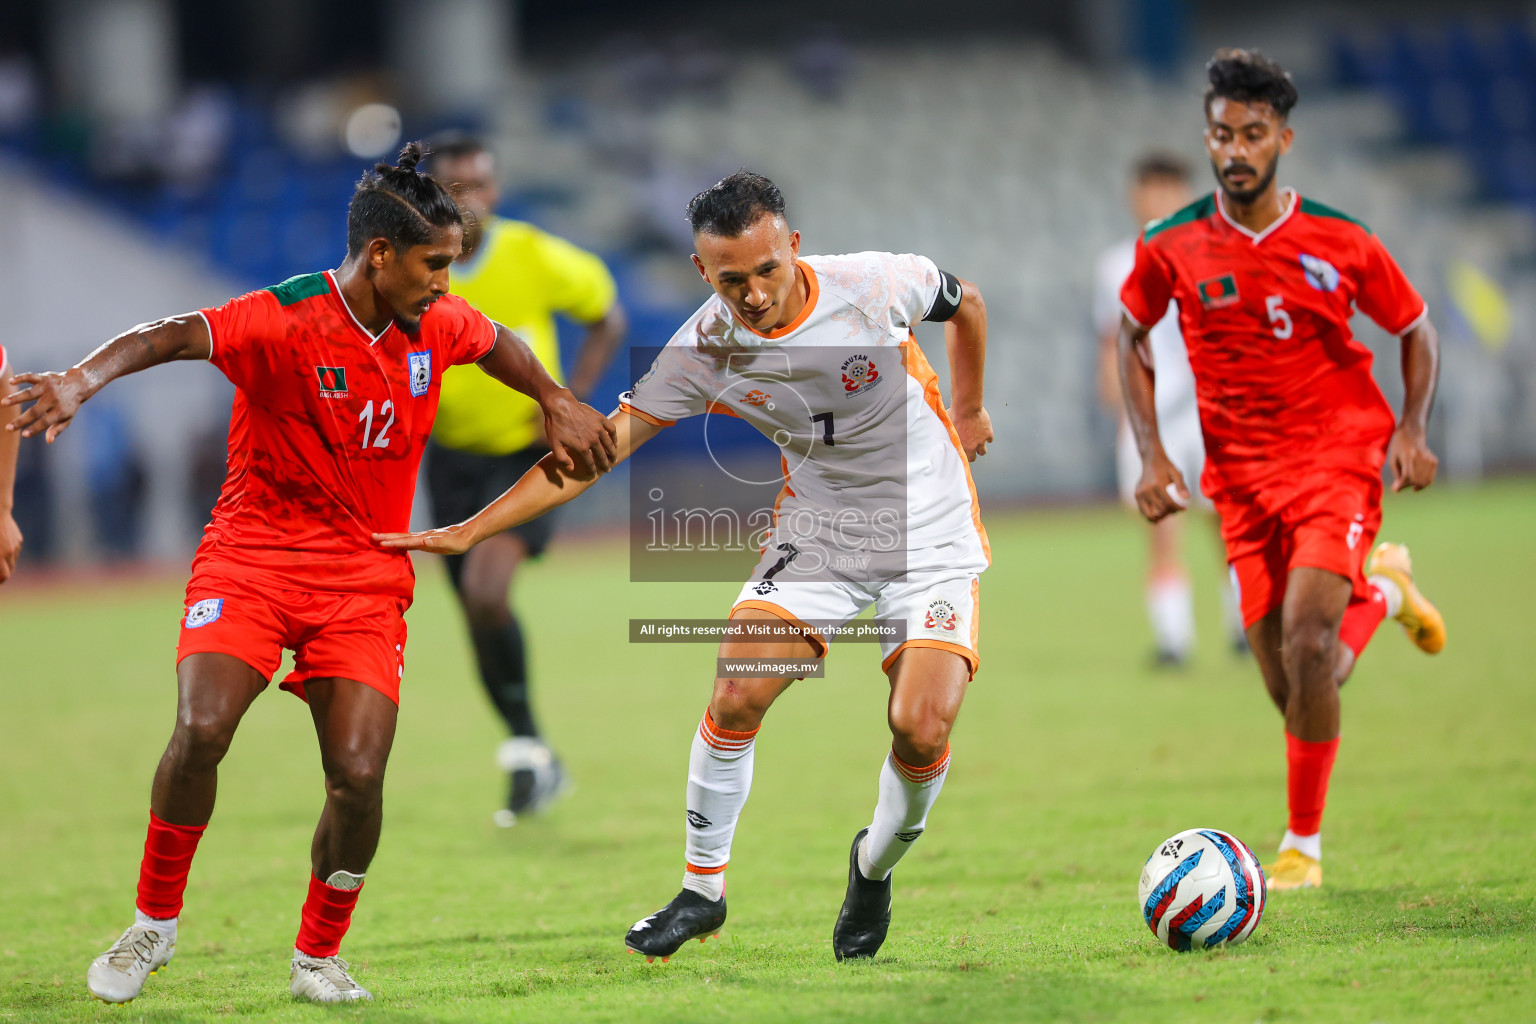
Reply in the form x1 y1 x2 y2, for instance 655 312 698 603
1197 274 1240 310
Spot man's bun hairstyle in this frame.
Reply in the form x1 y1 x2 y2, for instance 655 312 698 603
346 140 463 257
1204 48 1299 120
687 170 786 237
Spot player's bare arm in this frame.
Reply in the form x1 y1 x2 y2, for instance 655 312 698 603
1117 312 1187 522
477 323 618 474
375 408 662 555
946 277 993 462
0 350 22 581
1389 319 1440 493
2 314 211 443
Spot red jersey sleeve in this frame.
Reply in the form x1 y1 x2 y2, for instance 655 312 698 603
435 297 497 366
1119 233 1175 329
201 290 285 391
1355 234 1427 335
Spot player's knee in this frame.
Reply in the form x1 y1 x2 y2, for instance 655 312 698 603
323 753 387 804
1281 617 1337 671
172 710 238 768
888 707 952 765
709 678 774 732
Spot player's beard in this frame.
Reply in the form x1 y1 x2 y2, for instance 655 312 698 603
1215 154 1278 206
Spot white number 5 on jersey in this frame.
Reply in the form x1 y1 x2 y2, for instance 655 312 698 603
1266 295 1293 340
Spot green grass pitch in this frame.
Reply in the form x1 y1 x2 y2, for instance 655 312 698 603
1 481 1532 1022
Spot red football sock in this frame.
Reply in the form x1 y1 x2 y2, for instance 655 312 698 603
136 811 207 919
295 875 364 958
1285 732 1340 836
1338 587 1389 659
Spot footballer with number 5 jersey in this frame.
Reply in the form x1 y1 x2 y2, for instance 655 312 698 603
2 143 616 1005
378 171 993 963
1117 51 1446 892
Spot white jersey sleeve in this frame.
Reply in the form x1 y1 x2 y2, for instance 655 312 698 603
812 251 948 333
1092 238 1136 338
619 300 735 424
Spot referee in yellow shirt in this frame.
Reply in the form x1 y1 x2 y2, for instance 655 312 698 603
428 136 628 825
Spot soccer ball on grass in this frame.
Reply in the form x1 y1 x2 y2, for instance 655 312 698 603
1138 828 1266 951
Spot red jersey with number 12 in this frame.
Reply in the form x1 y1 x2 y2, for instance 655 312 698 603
1120 189 1426 496
195 271 496 598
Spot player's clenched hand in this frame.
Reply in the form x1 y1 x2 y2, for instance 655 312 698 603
541 390 618 476
1134 449 1189 523
2 367 93 443
373 523 474 555
1388 424 1437 493
951 406 994 462
0 512 21 583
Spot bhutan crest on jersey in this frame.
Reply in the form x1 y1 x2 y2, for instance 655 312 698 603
923 598 958 632
840 354 882 396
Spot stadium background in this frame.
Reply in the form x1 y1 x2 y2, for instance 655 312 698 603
1 3 1533 1021
0 0 1532 563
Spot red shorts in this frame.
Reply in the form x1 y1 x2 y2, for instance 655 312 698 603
176 567 410 704
1217 470 1382 629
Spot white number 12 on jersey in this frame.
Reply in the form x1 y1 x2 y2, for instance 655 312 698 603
359 399 395 449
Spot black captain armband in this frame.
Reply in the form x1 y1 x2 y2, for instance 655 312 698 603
923 270 964 322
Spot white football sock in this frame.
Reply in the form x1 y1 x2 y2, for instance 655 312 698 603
1146 577 1195 657
1222 574 1246 642
680 709 756 903
860 745 951 881
1279 829 1322 861
1368 575 1404 619
134 908 177 936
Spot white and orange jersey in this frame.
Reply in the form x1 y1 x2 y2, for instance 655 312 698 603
621 251 989 578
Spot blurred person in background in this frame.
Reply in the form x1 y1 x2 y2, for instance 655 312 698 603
427 134 629 827
0 345 22 581
1093 153 1245 666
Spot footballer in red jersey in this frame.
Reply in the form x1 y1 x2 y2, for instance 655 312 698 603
3 143 616 1004
1117 51 1445 892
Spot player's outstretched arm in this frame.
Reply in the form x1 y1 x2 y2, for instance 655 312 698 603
1389 319 1440 493
1 314 211 444
374 408 663 555
477 323 618 475
0 351 23 582
946 277 994 462
1117 313 1187 522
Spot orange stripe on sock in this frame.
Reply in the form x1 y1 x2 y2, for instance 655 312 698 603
685 862 728 875
699 707 759 750
891 743 951 784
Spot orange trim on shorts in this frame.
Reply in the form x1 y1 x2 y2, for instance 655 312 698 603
900 338 990 565
727 600 829 658
881 638 979 680
619 402 675 427
740 261 819 339
685 862 728 875
891 743 951 784
704 401 742 418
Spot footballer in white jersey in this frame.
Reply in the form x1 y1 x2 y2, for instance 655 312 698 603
377 171 994 963
1092 154 1243 665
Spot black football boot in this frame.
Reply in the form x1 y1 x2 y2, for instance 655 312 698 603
625 889 726 962
833 827 892 961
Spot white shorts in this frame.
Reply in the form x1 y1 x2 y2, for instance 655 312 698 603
1116 413 1211 512
730 561 981 680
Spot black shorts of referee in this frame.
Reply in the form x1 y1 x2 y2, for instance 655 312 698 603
425 440 558 588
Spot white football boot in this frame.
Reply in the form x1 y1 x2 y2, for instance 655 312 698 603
86 922 175 1003
290 950 373 1002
